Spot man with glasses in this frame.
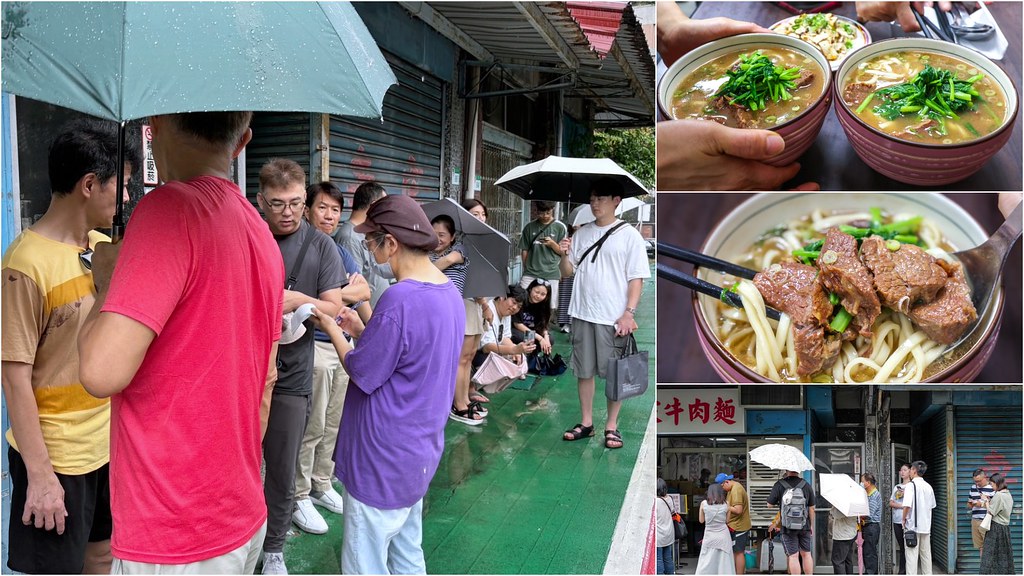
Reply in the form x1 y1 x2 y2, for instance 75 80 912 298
557 178 649 450
2 119 140 575
518 200 567 329
256 159 345 575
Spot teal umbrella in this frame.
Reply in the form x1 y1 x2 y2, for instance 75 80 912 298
1 1 397 236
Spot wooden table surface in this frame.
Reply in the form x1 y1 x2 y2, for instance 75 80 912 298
662 1 1022 191
656 193 1022 383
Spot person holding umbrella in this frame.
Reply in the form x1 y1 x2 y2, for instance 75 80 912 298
558 177 650 449
860 472 882 574
3 119 141 575
78 112 283 573
829 506 858 574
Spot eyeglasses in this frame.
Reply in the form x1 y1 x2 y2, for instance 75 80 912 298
259 193 305 214
361 236 385 252
79 249 94 271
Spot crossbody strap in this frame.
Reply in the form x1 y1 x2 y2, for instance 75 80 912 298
286 224 317 290
528 221 556 247
578 221 629 265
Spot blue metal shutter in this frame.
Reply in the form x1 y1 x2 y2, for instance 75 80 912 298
954 406 1022 574
244 113 313 202
328 52 443 203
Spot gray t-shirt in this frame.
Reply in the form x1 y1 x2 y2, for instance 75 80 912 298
337 220 389 307
275 220 345 395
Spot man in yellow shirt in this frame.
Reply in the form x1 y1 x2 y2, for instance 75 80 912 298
719 473 753 574
2 119 140 573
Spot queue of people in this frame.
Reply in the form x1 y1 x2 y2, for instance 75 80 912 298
3 115 650 575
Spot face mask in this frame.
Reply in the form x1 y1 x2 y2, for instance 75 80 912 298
375 260 395 280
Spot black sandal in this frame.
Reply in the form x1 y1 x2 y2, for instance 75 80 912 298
563 423 595 441
604 429 623 449
449 404 484 426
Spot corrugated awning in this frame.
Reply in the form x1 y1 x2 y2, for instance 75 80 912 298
417 1 654 127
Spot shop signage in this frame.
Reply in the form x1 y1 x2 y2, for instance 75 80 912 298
142 124 159 186
657 388 745 434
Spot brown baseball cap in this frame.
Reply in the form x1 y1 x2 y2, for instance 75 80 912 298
355 194 439 252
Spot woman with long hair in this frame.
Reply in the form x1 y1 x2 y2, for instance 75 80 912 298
512 279 553 356
696 484 735 574
656 478 678 575
980 473 1015 574
459 199 496 407
889 463 911 574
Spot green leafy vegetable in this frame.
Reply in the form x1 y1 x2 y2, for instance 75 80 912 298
868 65 985 136
714 51 803 112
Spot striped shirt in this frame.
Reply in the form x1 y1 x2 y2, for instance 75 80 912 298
969 482 996 521
431 241 469 296
866 487 883 523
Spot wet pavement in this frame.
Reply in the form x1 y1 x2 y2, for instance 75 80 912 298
283 267 657 574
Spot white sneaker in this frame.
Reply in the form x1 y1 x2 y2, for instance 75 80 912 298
311 488 344 515
262 552 288 575
292 498 328 534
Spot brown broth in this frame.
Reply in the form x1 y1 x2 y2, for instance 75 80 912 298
671 47 826 129
844 51 1008 144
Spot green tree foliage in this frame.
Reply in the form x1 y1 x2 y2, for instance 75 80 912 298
571 127 655 189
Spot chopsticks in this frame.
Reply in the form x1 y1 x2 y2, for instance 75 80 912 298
912 4 958 44
656 242 783 321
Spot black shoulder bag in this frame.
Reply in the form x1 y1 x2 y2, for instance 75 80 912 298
577 221 630 266
904 479 919 548
286 225 317 290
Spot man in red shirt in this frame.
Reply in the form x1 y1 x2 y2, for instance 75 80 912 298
79 112 284 573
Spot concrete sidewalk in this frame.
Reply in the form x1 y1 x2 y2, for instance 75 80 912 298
283 266 657 574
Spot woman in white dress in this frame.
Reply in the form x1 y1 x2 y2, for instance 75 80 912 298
696 483 736 575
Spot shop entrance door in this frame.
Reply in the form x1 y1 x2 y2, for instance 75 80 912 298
811 442 865 573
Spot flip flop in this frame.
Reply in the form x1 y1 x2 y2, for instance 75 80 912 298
604 429 623 449
469 391 490 403
563 423 594 441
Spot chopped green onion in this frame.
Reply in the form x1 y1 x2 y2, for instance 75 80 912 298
820 250 839 265
828 292 840 306
886 239 901 251
830 307 854 332
869 207 883 229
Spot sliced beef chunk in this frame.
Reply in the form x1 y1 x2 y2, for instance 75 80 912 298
711 96 757 129
908 260 977 344
754 261 832 325
793 324 842 376
861 236 949 313
901 118 937 137
842 82 875 106
818 227 881 338
795 69 815 89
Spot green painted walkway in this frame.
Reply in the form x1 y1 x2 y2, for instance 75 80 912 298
285 267 657 574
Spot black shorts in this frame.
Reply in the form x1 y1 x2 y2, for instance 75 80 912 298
731 529 750 553
7 446 112 574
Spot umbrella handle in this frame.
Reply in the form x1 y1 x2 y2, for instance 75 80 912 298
112 121 126 243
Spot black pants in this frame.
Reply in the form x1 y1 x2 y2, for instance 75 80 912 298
893 522 907 574
263 392 312 553
892 522 909 569
831 538 856 574
862 522 880 574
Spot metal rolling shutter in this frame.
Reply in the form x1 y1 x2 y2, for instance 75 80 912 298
244 113 312 202
923 407 951 572
328 52 442 203
954 407 1023 574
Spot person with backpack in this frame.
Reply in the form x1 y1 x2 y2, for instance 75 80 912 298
766 470 816 575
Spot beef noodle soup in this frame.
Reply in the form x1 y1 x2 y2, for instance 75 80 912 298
709 209 976 383
842 51 1008 144
671 47 827 129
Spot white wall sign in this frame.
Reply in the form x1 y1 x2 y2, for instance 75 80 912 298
142 124 159 186
657 388 745 434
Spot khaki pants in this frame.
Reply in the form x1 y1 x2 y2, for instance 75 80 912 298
295 340 348 498
905 532 932 575
112 521 266 574
972 518 985 549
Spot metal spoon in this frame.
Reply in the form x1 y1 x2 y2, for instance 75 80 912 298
950 3 996 39
946 201 1022 351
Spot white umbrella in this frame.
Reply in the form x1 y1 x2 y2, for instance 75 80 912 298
495 156 648 203
820 473 869 516
749 444 815 472
569 196 647 227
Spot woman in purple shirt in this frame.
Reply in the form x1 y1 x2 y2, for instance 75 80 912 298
312 195 464 574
